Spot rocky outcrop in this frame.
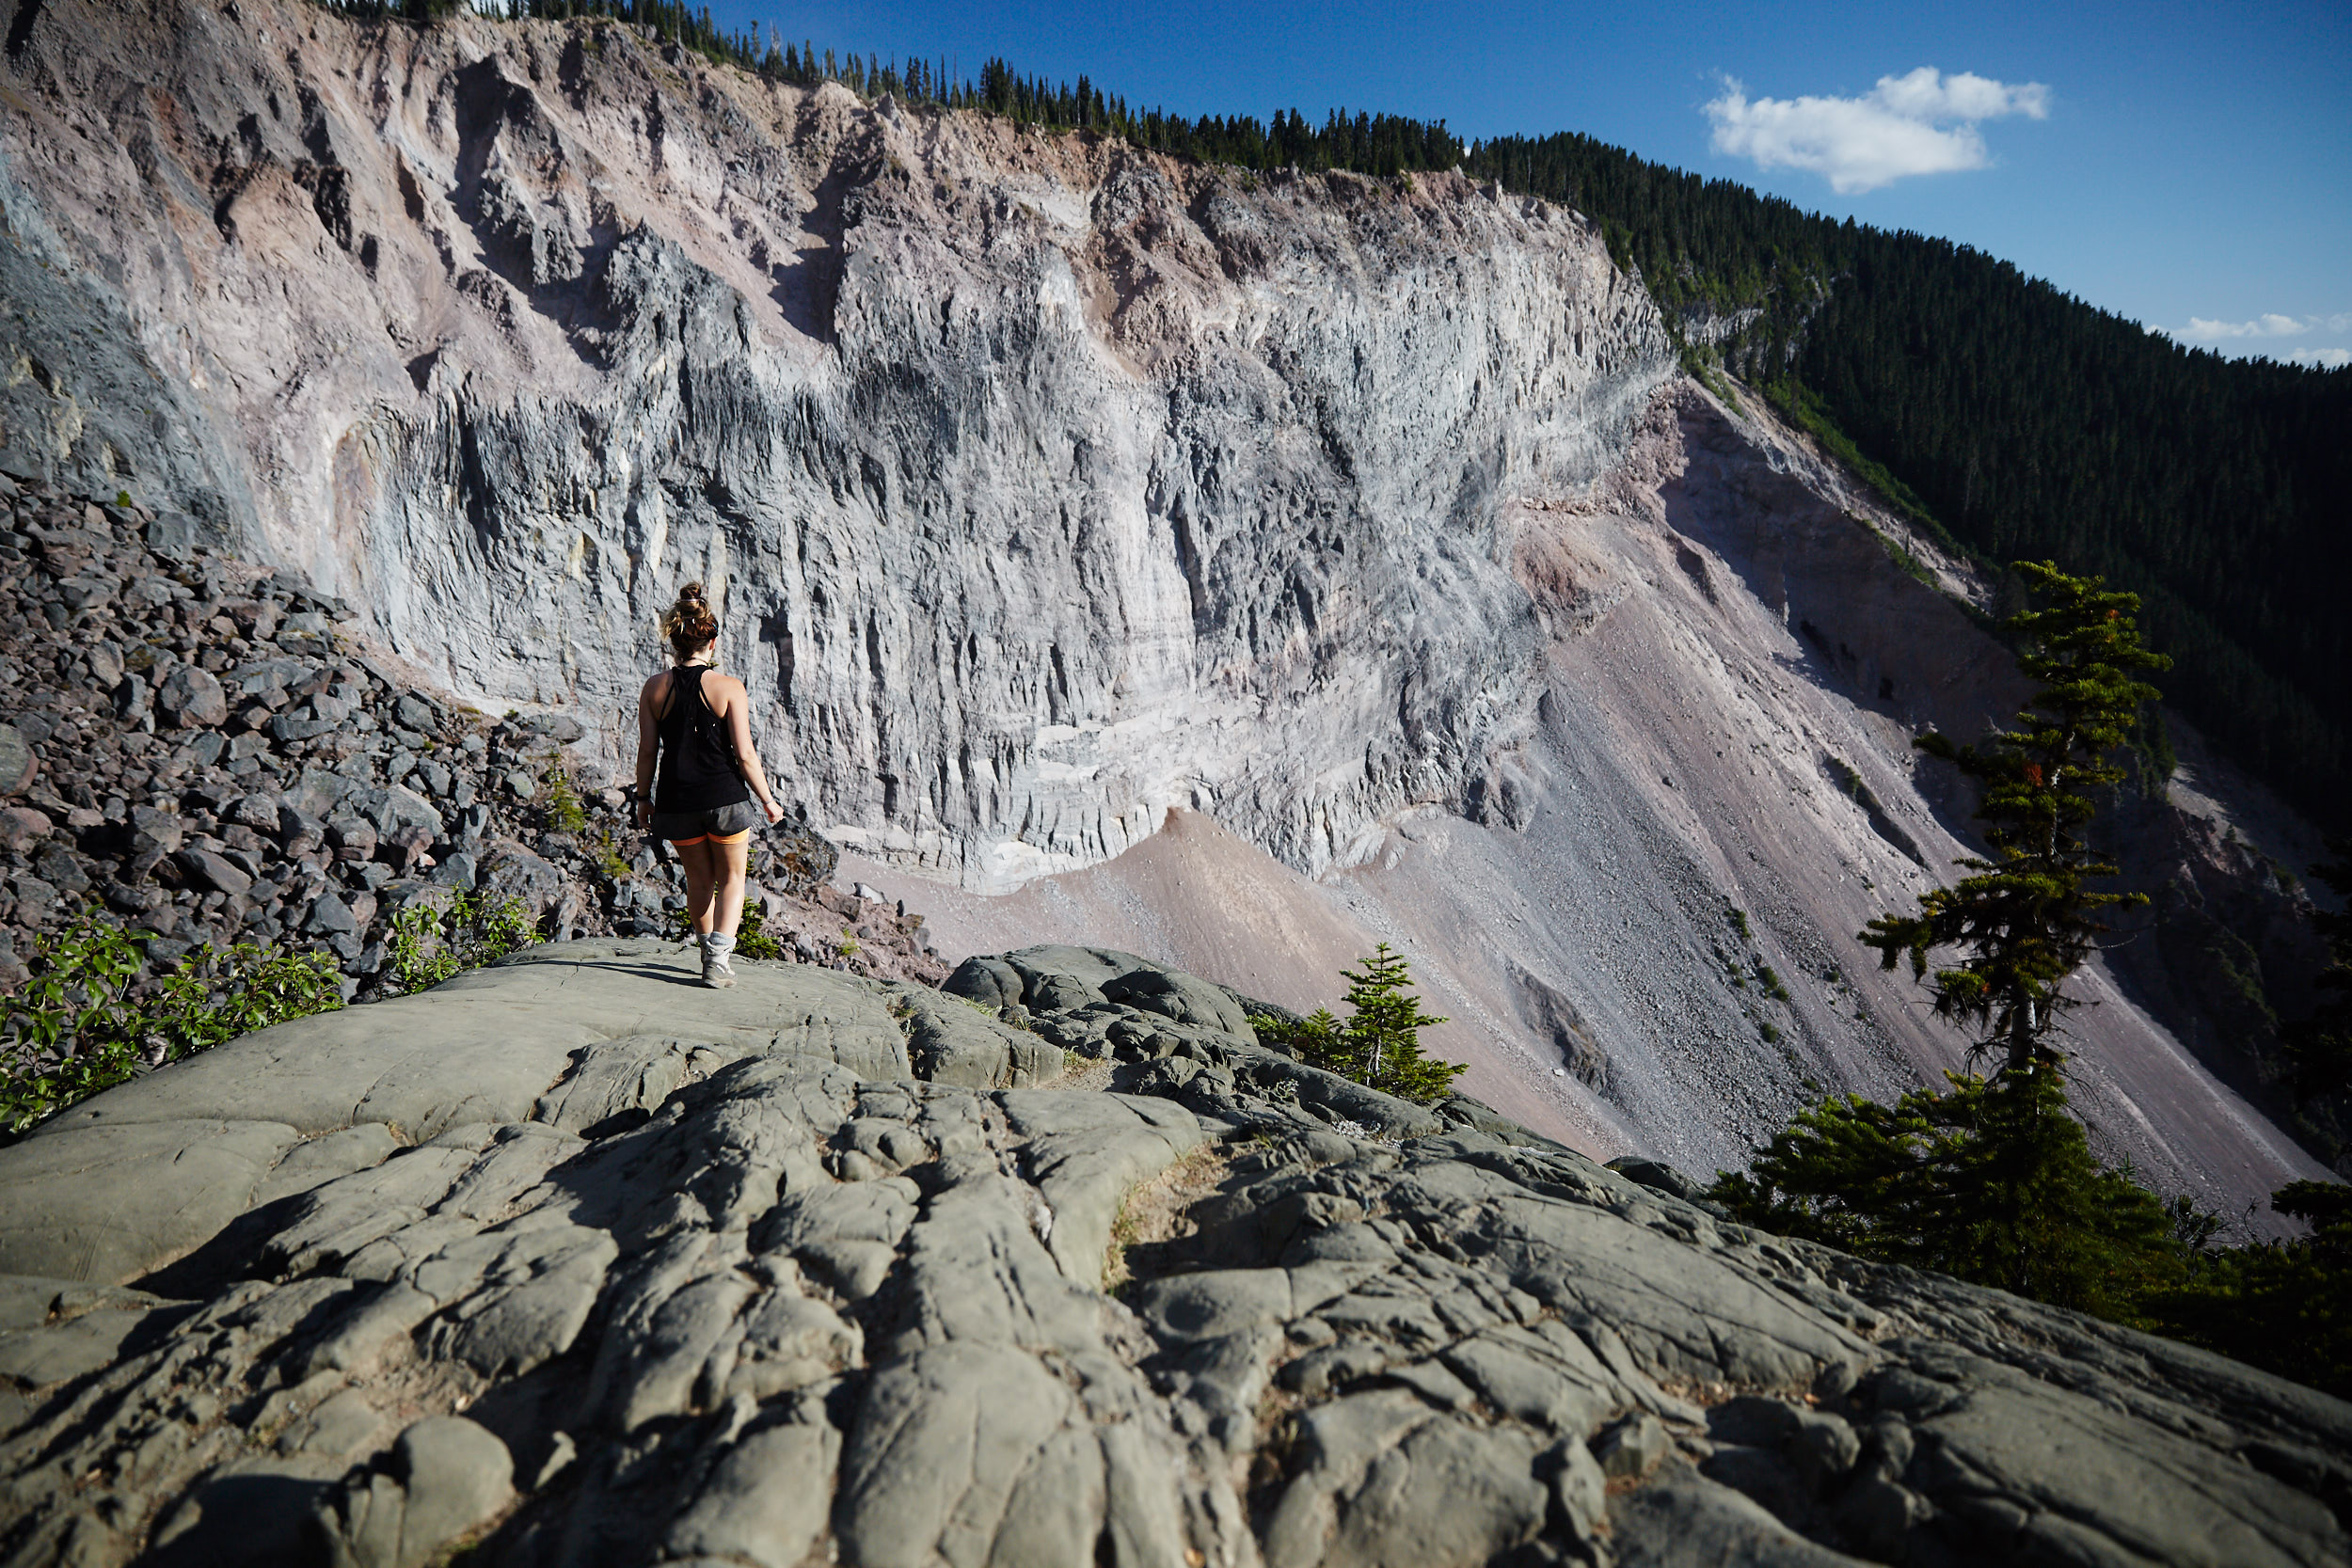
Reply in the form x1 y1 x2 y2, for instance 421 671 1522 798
0 471 942 1035
0 943 2344 1567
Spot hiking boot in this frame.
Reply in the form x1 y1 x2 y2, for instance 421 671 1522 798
700 931 738 989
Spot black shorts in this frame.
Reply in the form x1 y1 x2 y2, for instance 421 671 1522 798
652 800 761 845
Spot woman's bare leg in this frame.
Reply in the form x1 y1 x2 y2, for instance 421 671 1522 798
709 835 750 938
676 839 720 934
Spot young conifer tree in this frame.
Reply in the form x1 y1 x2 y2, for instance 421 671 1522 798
1339 943 1463 1103
1709 563 2185 1314
1863 561 2171 1074
1252 944 1465 1104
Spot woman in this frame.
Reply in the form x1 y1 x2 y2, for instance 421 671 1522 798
634 582 787 988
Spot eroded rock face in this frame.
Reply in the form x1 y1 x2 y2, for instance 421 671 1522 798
0 0 1670 892
0 945 2344 1567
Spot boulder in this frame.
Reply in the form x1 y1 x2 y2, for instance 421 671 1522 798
32 843 88 894
305 893 358 936
429 850 478 891
478 843 563 916
943 955 1025 1009
0 803 51 852
313 1416 514 1568
765 820 839 897
0 723 37 795
145 512 198 561
270 712 339 742
1103 966 1256 1036
11 874 58 927
157 663 228 728
326 816 379 859
173 847 253 897
276 804 326 856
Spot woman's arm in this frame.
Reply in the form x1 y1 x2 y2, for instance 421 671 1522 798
634 673 664 831
722 677 787 824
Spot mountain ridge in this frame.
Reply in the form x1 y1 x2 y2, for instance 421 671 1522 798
0 0 2335 1225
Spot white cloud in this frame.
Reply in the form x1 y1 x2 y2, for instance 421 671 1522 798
2155 313 2352 366
2169 312 2352 342
1706 67 2052 194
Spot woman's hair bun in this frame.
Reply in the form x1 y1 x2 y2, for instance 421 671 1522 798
662 581 721 659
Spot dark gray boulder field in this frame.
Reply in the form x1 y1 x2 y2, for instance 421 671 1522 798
0 942 2346 1567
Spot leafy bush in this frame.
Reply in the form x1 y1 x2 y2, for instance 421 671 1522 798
3 910 342 1138
662 899 786 959
1250 944 1466 1104
736 901 786 960
385 889 537 995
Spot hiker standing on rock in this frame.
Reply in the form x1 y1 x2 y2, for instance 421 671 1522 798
634 582 786 988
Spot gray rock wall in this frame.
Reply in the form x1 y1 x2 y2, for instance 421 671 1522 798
0 0 1671 892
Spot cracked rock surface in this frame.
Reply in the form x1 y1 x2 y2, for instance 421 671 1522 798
0 943 2347 1567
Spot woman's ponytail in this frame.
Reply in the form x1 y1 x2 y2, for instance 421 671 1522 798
662 582 720 662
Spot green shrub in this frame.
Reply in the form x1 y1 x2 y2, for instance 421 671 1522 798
385 889 536 995
3 909 342 1138
590 830 632 882
2141 1181 2352 1400
541 763 588 834
1250 944 1465 1105
150 941 348 1056
736 901 786 960
662 899 786 959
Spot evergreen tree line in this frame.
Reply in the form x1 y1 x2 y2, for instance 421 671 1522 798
303 2 2350 825
310 4 1464 177
1460 130 2352 828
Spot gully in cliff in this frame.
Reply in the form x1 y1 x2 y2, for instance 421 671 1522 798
634 582 787 987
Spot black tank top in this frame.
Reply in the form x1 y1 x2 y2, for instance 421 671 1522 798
653 666 752 812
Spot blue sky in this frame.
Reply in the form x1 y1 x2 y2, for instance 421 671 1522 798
697 0 2352 366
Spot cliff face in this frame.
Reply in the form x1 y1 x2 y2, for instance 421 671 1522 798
0 0 2334 1219
0 0 1669 890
